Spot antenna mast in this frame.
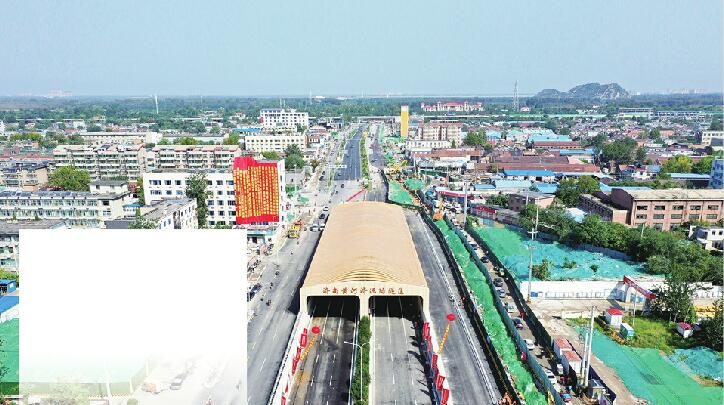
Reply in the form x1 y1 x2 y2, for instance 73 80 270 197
513 81 519 112
154 94 159 115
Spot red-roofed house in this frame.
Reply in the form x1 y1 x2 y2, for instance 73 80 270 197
676 322 693 338
605 308 624 328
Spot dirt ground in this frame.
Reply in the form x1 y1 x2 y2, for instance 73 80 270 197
529 298 643 405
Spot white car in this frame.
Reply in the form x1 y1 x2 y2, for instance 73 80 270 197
544 369 556 385
524 339 535 351
323 206 330 212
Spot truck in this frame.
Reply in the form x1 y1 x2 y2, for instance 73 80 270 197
287 220 302 238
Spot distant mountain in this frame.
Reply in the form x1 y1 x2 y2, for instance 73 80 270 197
533 82 629 100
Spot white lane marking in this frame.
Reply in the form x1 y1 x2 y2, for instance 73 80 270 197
336 299 345 344
260 357 266 372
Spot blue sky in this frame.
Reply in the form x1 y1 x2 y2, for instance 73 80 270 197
1 0 722 96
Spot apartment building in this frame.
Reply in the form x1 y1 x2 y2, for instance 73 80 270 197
0 190 130 227
53 144 146 181
709 159 723 189
143 167 288 242
146 145 242 172
417 122 463 145
0 162 50 191
259 108 309 129
507 191 555 212
244 131 306 153
697 130 724 146
78 131 162 145
0 219 65 272
610 188 724 230
105 198 197 230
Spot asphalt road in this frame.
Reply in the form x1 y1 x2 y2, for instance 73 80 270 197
339 127 363 181
406 211 502 405
372 296 432 405
287 296 358 405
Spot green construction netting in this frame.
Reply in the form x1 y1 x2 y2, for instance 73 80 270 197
434 220 547 405
472 224 655 281
667 347 723 381
297 196 310 205
576 327 723 405
404 179 425 190
388 180 414 205
0 319 19 386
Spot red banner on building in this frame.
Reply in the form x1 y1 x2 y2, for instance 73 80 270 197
233 156 280 224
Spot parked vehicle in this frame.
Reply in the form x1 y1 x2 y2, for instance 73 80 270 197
556 363 564 375
482 256 490 263
310 225 318 232
323 206 330 212
496 288 506 298
319 213 327 220
170 377 184 390
561 392 572 402
524 339 535 351
494 277 504 287
505 301 517 313
544 369 556 385
513 317 524 329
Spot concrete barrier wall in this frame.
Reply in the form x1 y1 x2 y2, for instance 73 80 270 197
268 310 312 405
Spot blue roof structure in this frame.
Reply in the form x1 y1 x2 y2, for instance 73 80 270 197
233 127 262 133
473 184 496 190
529 133 571 143
486 131 502 140
668 173 711 180
557 149 596 156
533 183 559 194
599 183 652 193
494 180 533 189
556 172 612 179
0 279 16 285
504 169 556 177
0 296 18 313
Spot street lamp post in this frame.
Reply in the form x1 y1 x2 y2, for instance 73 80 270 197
344 340 370 401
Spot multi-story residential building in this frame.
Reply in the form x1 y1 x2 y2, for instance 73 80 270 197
105 198 197 230
578 194 630 223
0 162 50 191
53 144 146 181
710 159 723 189
420 101 484 112
143 166 288 243
0 219 65 272
616 189 724 230
405 139 452 150
89 180 130 194
78 131 162 145
0 190 130 227
244 131 306 153
146 145 243 172
507 191 555 212
688 225 724 252
617 108 653 119
259 108 309 129
697 130 724 146
417 122 463 146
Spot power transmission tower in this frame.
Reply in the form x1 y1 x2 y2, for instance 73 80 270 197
513 80 519 112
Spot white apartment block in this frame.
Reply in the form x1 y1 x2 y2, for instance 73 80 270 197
417 122 463 146
78 131 162 145
0 190 130 228
53 144 146 181
698 130 724 146
106 198 198 230
259 108 310 129
405 139 452 150
146 145 243 172
144 167 288 242
244 132 306 153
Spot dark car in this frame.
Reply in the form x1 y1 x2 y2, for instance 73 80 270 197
319 213 327 220
513 317 524 329
247 283 262 301
481 256 490 263
494 277 504 287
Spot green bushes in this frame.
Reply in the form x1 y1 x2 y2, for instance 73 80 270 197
351 316 371 405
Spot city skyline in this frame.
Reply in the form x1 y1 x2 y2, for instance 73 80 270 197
1 0 722 96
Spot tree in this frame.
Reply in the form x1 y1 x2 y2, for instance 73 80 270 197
87 124 102 132
223 133 240 145
693 155 721 174
129 217 157 229
48 166 91 191
555 176 598 207
262 151 281 160
44 383 91 405
135 176 145 205
601 137 637 165
284 144 302 157
532 258 551 280
285 154 305 170
709 119 723 131
585 133 608 152
700 299 723 351
485 194 509 207
635 147 647 164
464 131 486 146
186 173 208 228
661 155 693 173
310 159 321 172
649 270 697 323
175 136 199 145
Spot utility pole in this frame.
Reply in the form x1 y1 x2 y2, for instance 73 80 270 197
513 80 520 112
582 306 596 386
526 206 539 302
463 180 468 227
632 292 638 328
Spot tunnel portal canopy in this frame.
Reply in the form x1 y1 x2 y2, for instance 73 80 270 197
301 201 429 315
